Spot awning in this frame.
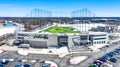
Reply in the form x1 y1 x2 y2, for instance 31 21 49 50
80 40 91 43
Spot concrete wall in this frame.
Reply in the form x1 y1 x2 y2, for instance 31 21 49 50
47 34 58 47
27 39 48 48
68 35 79 47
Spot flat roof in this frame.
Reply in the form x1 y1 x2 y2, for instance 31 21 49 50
17 31 107 36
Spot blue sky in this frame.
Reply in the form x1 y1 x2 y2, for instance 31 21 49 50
0 0 120 17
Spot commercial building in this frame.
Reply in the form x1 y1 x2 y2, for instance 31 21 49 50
90 25 120 33
15 31 108 49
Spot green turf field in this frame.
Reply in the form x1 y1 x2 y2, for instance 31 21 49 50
40 26 80 34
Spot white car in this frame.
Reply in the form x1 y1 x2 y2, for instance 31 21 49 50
103 63 113 67
8 59 14 62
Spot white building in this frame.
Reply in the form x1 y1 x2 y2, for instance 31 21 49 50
15 31 108 49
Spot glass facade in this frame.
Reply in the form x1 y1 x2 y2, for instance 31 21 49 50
94 34 106 37
94 38 106 40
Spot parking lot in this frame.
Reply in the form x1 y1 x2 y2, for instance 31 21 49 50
0 50 71 67
0 41 120 67
108 51 120 67
89 42 120 67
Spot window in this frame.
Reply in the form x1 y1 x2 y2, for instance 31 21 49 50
102 41 103 44
18 34 27 36
94 42 96 44
103 41 106 43
18 37 24 39
94 34 106 37
94 38 106 40
97 41 99 44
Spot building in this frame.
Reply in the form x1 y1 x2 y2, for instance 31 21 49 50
68 32 108 47
90 25 120 33
15 31 108 49
0 17 120 31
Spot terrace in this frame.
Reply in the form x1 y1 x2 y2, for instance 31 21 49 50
39 25 80 34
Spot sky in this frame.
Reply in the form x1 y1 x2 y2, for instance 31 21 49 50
0 0 120 17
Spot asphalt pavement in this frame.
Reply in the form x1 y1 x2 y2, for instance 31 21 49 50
0 42 120 67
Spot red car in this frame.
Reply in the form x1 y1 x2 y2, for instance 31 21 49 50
96 60 104 64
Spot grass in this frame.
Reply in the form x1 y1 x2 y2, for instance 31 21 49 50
40 26 80 34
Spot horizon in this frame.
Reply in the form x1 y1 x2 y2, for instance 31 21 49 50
0 0 120 17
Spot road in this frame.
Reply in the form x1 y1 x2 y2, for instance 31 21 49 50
0 42 120 67
65 42 120 67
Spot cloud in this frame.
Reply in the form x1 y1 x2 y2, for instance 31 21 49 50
0 4 12 7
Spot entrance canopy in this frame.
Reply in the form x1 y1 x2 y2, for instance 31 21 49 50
80 40 91 43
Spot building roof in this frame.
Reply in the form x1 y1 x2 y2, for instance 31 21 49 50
80 40 91 43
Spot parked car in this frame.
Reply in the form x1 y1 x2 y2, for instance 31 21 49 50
7 59 14 62
0 59 9 65
24 64 31 67
103 45 109 48
42 64 49 67
0 42 9 46
0 64 4 67
95 60 104 64
98 56 108 62
94 61 101 67
107 52 116 57
89 63 98 67
99 45 109 50
0 59 9 67
109 58 117 63
112 42 117 44
1 60 9 65
18 44 30 49
15 64 22 67
114 50 120 53
13 40 23 46
116 48 120 51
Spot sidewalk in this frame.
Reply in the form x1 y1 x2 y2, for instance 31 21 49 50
0 46 69 58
